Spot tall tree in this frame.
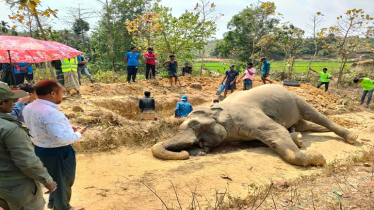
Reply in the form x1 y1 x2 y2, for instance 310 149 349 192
276 23 305 75
6 0 58 78
0 21 10 34
218 2 279 63
322 9 373 86
65 3 95 45
72 18 90 44
193 0 222 76
92 0 151 71
306 13 324 77
152 4 202 61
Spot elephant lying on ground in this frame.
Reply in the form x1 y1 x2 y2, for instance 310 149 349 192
152 84 358 166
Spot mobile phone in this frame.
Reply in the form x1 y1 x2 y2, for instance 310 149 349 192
85 124 92 129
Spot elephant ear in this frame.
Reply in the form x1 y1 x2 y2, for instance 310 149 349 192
187 117 215 132
212 108 233 131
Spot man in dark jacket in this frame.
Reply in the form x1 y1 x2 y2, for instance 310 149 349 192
139 91 157 120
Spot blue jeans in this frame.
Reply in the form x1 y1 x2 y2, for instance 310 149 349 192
35 146 76 210
360 89 374 105
77 66 93 82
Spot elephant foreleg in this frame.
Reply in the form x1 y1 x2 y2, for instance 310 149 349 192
290 132 303 148
241 118 326 166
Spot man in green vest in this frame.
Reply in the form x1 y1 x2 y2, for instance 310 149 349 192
309 67 332 92
354 77 374 108
61 58 81 96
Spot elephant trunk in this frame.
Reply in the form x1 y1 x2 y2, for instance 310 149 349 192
152 129 197 160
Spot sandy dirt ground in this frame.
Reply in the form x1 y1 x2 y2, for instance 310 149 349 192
44 76 374 209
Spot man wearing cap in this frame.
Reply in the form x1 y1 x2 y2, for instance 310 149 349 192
220 64 239 98
260 57 273 84
0 83 57 210
175 95 193 118
23 80 86 210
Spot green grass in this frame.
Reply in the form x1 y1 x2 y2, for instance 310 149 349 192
195 61 353 73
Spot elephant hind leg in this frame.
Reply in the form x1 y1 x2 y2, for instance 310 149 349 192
295 119 330 132
296 97 358 144
252 119 326 166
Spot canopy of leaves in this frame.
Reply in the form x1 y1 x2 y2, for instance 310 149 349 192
72 18 90 35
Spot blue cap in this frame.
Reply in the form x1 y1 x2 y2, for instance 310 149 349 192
181 95 188 101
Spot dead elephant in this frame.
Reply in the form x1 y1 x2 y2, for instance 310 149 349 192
152 84 358 166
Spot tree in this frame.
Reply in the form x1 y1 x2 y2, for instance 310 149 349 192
321 9 373 86
218 2 279 63
6 0 59 79
92 0 151 72
72 18 90 44
126 10 162 48
0 21 10 34
306 13 324 77
65 3 96 45
151 5 202 61
193 0 222 76
276 23 305 75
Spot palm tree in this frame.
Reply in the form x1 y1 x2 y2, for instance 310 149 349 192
1 21 10 34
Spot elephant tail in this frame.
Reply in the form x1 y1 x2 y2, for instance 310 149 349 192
152 142 190 160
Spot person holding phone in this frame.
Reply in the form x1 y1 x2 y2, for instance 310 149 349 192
23 80 86 210
0 82 57 210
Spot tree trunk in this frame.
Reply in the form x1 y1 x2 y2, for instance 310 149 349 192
307 42 317 78
199 3 206 77
105 0 115 73
33 11 56 79
337 56 348 88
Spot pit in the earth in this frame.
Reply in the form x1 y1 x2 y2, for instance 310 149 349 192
55 76 373 209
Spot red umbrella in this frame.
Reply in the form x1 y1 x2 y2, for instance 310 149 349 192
0 35 83 63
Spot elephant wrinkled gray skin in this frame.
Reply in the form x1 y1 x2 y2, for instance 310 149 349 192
152 84 358 166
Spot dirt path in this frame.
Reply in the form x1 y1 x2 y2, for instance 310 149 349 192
62 112 374 210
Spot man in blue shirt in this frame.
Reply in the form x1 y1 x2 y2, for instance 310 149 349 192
125 47 140 83
220 64 238 98
260 57 273 84
175 95 193 118
13 63 33 85
77 54 95 85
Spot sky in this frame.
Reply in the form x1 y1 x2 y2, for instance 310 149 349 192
0 0 373 39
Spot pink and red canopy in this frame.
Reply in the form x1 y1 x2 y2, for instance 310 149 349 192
0 35 82 63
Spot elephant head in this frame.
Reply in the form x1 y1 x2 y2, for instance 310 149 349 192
152 106 233 160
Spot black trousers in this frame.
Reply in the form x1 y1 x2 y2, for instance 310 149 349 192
35 145 76 210
146 64 156 79
317 82 329 92
127 66 138 82
15 73 25 85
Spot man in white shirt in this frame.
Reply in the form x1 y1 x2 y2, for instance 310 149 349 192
23 80 86 210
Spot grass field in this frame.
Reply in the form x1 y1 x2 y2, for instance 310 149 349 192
195 61 352 73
